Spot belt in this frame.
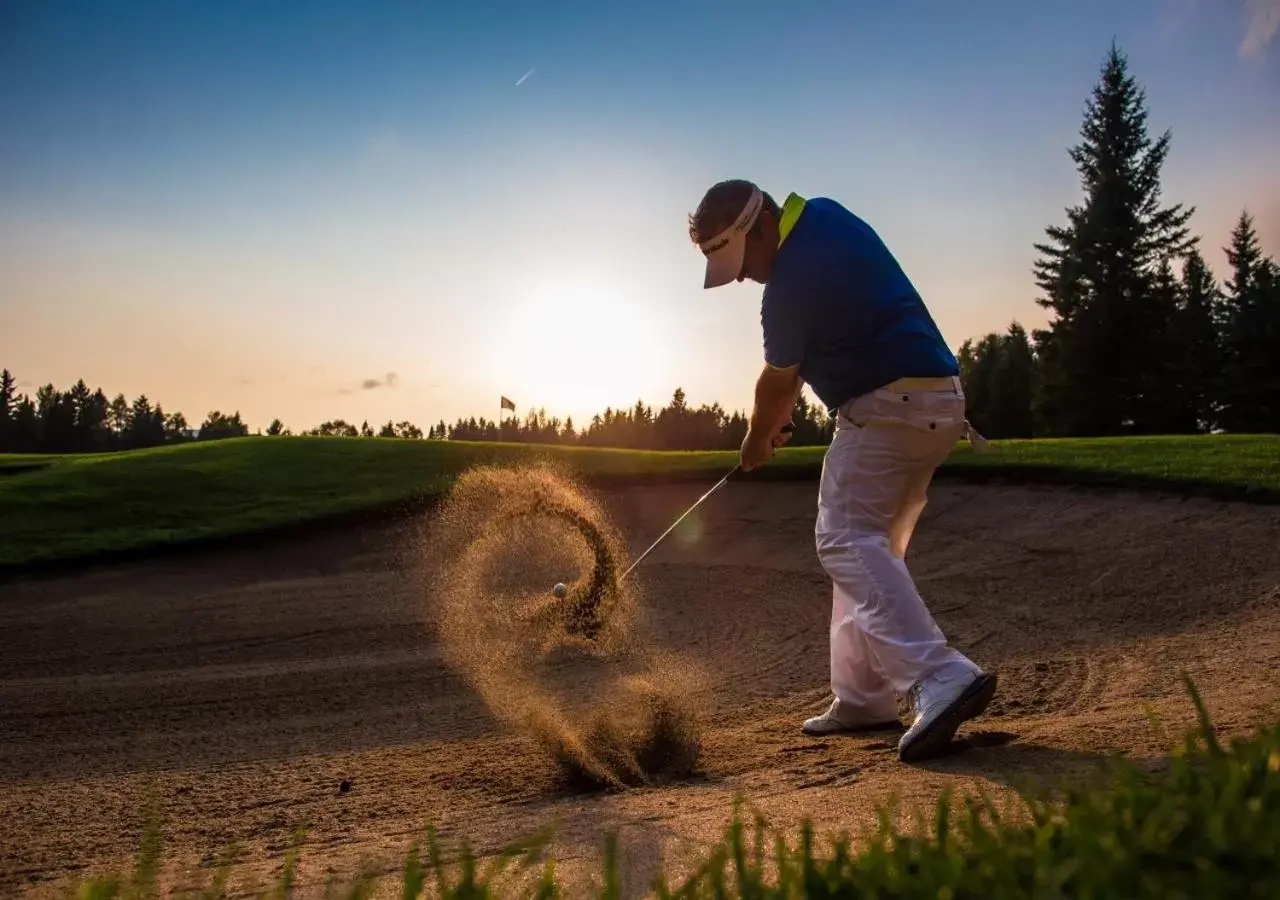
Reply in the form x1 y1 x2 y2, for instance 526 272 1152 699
880 376 962 392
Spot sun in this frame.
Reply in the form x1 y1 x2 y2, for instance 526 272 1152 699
487 282 670 424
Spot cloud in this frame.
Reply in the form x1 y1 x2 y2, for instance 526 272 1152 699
359 372 399 391
1241 0 1280 58
516 67 535 87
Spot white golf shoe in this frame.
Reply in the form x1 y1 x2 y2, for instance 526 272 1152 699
801 698 900 736
897 668 998 762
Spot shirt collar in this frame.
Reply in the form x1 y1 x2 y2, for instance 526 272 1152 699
777 192 806 247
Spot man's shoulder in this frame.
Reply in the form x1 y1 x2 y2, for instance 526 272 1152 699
800 196 876 235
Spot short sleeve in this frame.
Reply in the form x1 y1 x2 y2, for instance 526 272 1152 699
761 279 809 369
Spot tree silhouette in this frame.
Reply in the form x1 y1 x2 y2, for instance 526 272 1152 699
197 411 249 441
1219 211 1280 432
1032 42 1196 436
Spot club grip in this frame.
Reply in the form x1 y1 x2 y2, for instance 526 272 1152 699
729 423 795 478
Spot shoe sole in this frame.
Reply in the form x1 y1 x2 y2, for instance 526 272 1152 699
801 718 900 737
897 672 998 763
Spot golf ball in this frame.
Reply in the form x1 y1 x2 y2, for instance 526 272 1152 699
552 582 568 599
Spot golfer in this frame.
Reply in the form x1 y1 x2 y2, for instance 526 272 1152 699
688 179 997 762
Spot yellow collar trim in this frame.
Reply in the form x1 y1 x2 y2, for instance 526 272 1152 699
778 192 806 247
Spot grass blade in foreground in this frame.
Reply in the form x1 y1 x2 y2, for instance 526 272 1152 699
67 678 1280 898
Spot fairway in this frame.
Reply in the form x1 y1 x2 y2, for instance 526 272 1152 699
2 455 1279 895
2 433 1277 570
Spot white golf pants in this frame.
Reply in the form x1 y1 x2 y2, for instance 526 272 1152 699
815 376 980 718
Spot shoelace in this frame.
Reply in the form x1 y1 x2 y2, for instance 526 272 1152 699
906 680 924 713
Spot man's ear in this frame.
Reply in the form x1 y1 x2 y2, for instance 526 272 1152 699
755 206 779 240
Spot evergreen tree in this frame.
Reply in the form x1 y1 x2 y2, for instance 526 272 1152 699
958 322 1036 438
1031 42 1196 436
108 393 130 444
10 396 39 452
126 395 165 448
81 387 112 450
1172 248 1223 432
36 385 75 451
1138 255 1188 433
988 322 1037 438
0 368 15 449
1219 210 1280 432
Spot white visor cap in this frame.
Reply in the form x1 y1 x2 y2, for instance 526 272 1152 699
697 186 763 289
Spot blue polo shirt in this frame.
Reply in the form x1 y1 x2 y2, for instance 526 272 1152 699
761 194 959 412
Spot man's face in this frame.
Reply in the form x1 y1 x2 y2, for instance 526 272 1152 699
738 207 779 284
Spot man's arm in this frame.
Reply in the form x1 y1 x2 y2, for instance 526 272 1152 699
747 275 809 469
740 363 802 471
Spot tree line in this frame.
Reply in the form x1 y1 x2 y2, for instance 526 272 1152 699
428 386 834 449
0 371 254 453
0 372 831 454
3 44 1275 456
959 43 1278 439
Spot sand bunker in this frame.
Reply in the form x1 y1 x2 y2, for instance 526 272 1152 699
423 462 703 789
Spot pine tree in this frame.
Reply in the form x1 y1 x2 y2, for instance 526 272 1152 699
1224 210 1264 306
1171 248 1223 432
0 368 14 450
10 396 39 452
957 323 1036 438
81 388 112 450
1219 210 1280 432
1031 42 1196 436
988 322 1037 438
1139 255 1188 432
107 393 130 445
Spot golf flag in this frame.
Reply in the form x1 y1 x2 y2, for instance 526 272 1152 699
500 396 515 412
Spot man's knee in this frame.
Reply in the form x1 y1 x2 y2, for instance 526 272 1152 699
815 527 893 575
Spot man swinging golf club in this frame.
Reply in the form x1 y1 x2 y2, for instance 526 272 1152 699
688 180 997 762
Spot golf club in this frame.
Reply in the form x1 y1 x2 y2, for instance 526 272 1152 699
618 423 794 583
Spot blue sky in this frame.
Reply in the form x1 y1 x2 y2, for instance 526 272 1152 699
1 0 1277 431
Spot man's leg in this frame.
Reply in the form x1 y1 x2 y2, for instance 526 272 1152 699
813 382 995 760
802 580 900 735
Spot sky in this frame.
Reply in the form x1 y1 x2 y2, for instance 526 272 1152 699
1 0 1277 432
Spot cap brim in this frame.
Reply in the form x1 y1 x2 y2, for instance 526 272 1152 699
702 234 745 289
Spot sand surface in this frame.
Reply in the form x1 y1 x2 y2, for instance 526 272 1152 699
3 480 1279 896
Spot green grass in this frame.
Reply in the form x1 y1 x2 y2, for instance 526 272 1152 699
67 677 1280 898
1 433 1277 570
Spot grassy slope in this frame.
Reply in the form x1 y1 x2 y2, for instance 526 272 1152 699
1 434 1277 569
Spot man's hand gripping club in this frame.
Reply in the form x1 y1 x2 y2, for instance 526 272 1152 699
740 363 803 472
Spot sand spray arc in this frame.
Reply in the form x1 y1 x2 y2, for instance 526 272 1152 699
424 461 705 789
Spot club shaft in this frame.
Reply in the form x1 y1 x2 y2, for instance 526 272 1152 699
619 466 737 582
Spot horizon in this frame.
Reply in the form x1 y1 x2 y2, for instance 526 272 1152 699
2 0 1278 433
